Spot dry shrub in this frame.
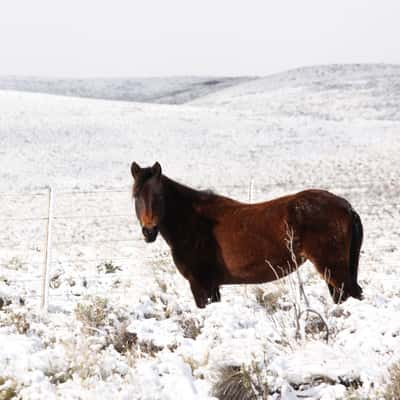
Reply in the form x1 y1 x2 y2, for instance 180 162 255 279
384 361 400 400
213 364 268 400
137 340 164 357
96 260 122 274
0 309 30 334
112 324 138 354
11 312 30 334
74 296 108 333
0 377 18 400
254 287 284 313
329 306 351 319
344 389 364 400
52 338 127 382
74 296 167 359
6 257 24 271
112 326 162 356
303 312 329 336
178 315 202 339
213 366 256 400
111 324 170 357
259 226 330 346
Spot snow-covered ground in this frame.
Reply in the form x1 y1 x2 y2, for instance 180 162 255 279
1 64 400 399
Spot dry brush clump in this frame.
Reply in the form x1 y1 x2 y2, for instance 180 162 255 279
112 323 138 354
254 286 287 314
178 314 203 339
74 296 109 334
111 324 166 357
96 260 122 274
384 361 400 400
212 363 269 400
0 307 30 334
258 226 331 347
74 290 181 360
0 377 18 400
5 257 25 271
45 336 129 384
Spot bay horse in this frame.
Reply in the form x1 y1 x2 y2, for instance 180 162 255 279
131 162 363 308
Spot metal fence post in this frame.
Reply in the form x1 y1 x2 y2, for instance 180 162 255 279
41 186 54 312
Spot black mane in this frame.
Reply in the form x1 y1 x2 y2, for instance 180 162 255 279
161 175 216 203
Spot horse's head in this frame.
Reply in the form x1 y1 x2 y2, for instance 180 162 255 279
131 161 164 243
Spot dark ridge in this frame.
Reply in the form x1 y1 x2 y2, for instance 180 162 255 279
0 76 255 105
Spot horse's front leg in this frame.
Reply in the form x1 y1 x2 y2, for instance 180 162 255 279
189 279 209 308
189 278 220 308
210 287 221 303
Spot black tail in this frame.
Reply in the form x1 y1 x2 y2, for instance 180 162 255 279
349 210 363 299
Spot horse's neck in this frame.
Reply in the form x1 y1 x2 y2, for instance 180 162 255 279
159 177 201 247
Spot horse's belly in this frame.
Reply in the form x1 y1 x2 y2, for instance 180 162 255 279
216 233 293 284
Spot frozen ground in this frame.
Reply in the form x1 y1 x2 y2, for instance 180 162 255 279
0 64 400 399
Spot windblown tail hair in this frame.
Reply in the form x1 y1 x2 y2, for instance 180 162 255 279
349 209 363 299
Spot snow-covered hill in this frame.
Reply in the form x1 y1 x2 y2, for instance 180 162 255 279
1 65 400 399
191 64 400 121
0 76 253 105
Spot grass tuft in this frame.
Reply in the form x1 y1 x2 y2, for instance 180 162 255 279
0 377 18 400
74 296 108 333
213 363 268 400
384 361 400 400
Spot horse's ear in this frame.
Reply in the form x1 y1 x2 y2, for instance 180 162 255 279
152 162 162 179
131 162 141 179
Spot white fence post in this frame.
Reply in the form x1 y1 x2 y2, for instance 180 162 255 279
248 178 254 203
41 186 54 312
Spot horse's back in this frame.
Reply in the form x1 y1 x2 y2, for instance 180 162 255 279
208 189 355 284
287 189 353 231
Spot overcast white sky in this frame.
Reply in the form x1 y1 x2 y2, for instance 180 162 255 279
1 1 399 77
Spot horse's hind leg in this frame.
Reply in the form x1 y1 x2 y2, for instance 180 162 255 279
311 259 362 304
305 238 362 304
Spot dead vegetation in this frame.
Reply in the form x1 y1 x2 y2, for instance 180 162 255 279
254 286 285 314
178 315 202 339
384 361 400 400
212 363 269 400
0 377 18 400
0 308 30 334
259 226 330 346
96 260 122 274
111 324 166 357
74 296 109 334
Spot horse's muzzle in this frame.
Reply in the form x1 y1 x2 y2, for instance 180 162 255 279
142 226 159 243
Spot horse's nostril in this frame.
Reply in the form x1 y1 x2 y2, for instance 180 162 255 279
142 226 158 240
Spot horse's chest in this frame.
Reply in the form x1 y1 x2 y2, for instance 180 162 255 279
170 235 220 279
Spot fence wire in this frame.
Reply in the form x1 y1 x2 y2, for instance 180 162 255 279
0 183 399 308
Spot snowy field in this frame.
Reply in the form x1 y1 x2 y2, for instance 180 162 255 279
1 64 400 399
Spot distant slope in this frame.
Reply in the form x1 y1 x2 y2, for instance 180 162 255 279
0 76 255 104
190 64 400 121
1 64 399 192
